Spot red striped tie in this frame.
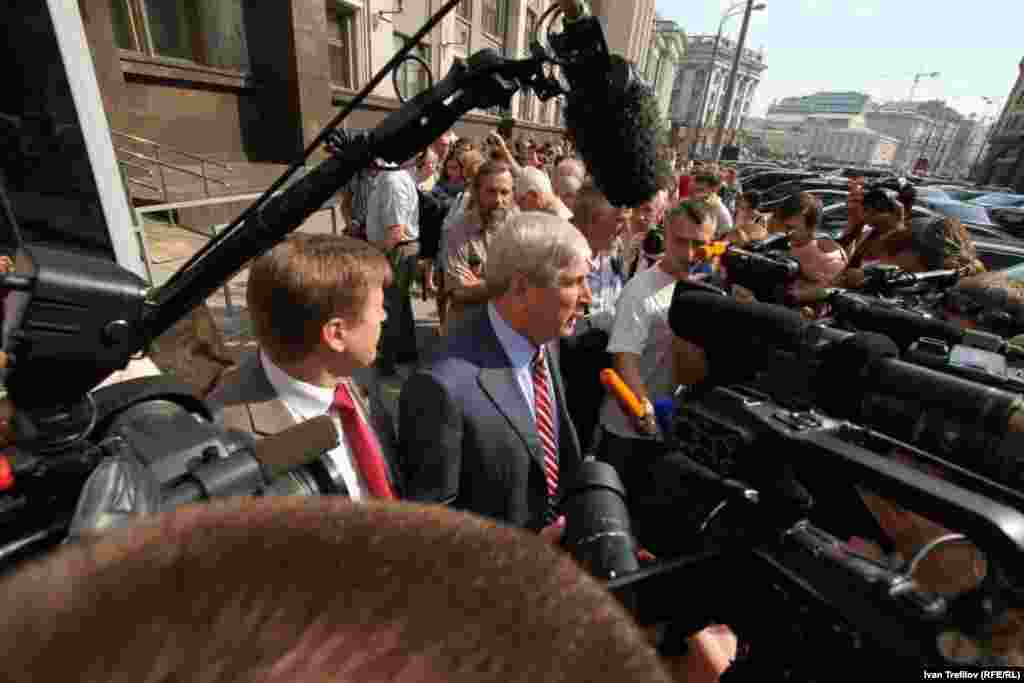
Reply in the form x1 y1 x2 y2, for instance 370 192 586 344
532 349 559 498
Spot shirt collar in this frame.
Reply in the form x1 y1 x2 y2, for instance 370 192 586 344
260 349 335 420
487 303 539 368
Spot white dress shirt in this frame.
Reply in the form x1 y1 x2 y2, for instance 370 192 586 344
487 303 558 446
584 250 624 333
260 350 368 500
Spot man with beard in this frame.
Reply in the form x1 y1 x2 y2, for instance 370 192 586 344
441 160 518 329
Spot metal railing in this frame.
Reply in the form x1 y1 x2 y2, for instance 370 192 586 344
112 130 232 203
132 192 344 315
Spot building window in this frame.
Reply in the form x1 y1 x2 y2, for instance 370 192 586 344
394 34 431 100
328 3 360 90
110 0 252 71
457 0 472 20
482 0 507 39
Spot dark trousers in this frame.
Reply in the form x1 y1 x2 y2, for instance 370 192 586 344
559 328 611 455
378 242 420 373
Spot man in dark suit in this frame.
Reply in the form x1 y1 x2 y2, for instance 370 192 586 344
399 211 592 531
207 233 401 500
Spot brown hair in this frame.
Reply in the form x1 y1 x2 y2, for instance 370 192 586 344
472 159 513 195
666 199 713 225
772 192 820 231
0 498 675 682
246 234 391 365
458 148 485 185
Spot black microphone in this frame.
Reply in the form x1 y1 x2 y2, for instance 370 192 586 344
555 9 660 208
668 288 809 385
829 291 964 351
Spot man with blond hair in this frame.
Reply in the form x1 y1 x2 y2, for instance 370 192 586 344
208 233 402 501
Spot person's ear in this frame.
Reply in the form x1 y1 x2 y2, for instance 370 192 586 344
321 318 347 354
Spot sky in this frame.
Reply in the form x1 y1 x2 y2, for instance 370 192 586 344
657 0 1023 121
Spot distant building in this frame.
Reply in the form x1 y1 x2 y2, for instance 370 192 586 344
766 91 872 129
866 100 966 175
644 19 687 123
978 57 1024 190
669 33 767 157
805 125 899 166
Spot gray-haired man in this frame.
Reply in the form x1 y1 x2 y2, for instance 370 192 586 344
399 211 592 532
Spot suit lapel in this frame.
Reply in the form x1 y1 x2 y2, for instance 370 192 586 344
235 355 296 436
475 315 544 473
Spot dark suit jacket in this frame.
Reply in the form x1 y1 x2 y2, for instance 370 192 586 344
206 351 402 497
398 308 582 531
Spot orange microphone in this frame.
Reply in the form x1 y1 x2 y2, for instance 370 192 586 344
600 368 646 420
695 241 728 261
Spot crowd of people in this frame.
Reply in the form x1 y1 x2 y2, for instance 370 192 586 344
4 127 1024 678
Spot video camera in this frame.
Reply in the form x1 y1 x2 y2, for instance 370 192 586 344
720 244 800 305
633 285 1024 672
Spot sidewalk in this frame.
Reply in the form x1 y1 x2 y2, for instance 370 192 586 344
143 216 441 417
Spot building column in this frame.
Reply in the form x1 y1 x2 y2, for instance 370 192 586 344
78 0 127 119
289 0 334 155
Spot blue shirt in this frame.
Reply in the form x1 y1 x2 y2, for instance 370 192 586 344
487 303 559 446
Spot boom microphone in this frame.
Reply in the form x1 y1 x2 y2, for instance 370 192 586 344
557 6 660 208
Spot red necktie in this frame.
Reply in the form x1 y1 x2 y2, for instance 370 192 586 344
533 349 559 498
331 383 396 500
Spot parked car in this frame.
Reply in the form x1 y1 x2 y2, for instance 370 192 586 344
989 207 1024 235
968 194 1024 233
918 199 1000 229
913 186 951 202
971 237 1024 272
741 170 820 193
934 186 987 203
816 202 1018 257
762 189 849 210
970 193 1024 210
761 177 848 205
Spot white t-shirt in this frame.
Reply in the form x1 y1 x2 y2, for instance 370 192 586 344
584 251 625 333
599 265 680 439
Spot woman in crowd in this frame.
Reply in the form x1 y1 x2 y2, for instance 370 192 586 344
415 148 438 192
721 191 768 244
435 148 485 331
777 193 847 316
